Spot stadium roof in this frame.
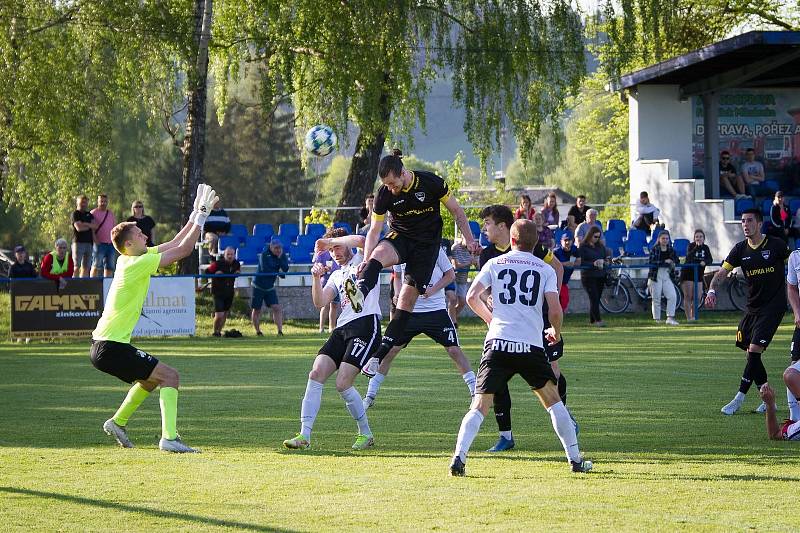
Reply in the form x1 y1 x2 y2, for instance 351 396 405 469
614 31 800 98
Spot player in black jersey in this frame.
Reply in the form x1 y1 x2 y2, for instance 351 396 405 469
347 150 480 375
706 209 791 415
477 204 573 452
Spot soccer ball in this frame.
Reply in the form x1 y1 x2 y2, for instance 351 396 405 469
304 125 337 157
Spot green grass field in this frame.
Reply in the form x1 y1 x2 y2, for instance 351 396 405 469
1 302 798 531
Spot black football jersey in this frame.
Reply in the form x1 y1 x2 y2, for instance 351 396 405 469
723 236 789 313
479 241 553 268
372 170 449 243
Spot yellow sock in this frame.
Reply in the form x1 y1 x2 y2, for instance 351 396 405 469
159 387 179 440
112 383 150 426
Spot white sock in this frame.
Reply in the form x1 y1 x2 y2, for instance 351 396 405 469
788 387 800 420
454 408 484 462
300 379 324 439
462 371 476 396
734 391 746 402
340 386 371 435
499 430 512 440
547 401 581 463
366 372 385 400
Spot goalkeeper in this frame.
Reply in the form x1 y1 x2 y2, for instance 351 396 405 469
90 184 219 453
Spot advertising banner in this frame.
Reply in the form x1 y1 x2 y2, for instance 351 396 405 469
102 276 195 337
10 279 103 337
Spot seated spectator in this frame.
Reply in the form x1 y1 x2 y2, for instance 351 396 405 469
71 195 96 278
541 192 560 227
206 246 241 337
632 191 662 235
533 212 555 249
312 228 344 333
514 194 535 220
450 235 477 328
719 150 746 198
680 229 712 322
127 200 156 247
578 226 609 327
566 195 589 230
204 200 231 259
9 245 36 278
251 237 289 336
40 238 74 288
552 232 580 311
575 209 602 245
741 148 765 197
647 230 679 326
767 191 791 243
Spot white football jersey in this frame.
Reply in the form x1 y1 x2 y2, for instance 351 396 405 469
325 252 382 328
471 249 558 348
393 248 453 313
787 250 800 286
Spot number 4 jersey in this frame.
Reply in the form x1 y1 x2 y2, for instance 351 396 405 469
471 249 558 349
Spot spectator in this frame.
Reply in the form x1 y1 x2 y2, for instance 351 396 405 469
719 150 746 198
553 231 580 312
450 235 477 327
647 230 679 326
204 200 231 259
9 245 36 278
767 191 791 243
575 209 602 245
533 212 555 250
126 200 156 247
90 194 117 278
680 229 712 322
578 226 609 327
566 195 589 230
312 228 344 333
632 191 662 235
41 238 74 288
206 246 241 337
514 194 535 220
71 195 96 278
741 147 765 197
251 237 289 336
541 192 560 227
358 193 375 233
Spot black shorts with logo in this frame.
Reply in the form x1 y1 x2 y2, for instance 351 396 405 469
475 338 557 394
396 309 458 348
736 311 785 351
319 314 381 369
90 340 159 384
381 231 440 294
791 327 800 362
545 335 565 362
213 292 234 312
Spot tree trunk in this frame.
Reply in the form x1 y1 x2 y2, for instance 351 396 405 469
178 0 213 275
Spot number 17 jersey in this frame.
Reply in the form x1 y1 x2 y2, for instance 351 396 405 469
471 249 558 349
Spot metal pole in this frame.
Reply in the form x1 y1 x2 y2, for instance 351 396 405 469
298 208 304 234
693 262 700 320
702 92 720 199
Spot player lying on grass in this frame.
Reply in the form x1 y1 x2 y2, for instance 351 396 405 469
757 361 800 440
91 183 219 453
449 220 592 476
283 230 380 451
362 247 476 410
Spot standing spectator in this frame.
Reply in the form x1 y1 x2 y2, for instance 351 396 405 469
358 193 375 234
9 245 36 278
41 238 74 288
680 230 712 322
719 150 746 198
632 191 662 235
767 191 791 243
450 235 476 327
553 232 580 312
71 195 96 278
206 246 241 337
251 237 289 336
533 212 555 249
204 200 231 259
514 194 535 220
312 228 344 333
575 209 602 245
126 200 156 247
567 195 589 230
647 230 679 326
541 192 560 227
578 226 609 327
90 194 117 278
741 147 765 197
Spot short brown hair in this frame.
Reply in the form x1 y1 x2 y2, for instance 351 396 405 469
323 227 347 239
111 222 137 254
510 219 538 251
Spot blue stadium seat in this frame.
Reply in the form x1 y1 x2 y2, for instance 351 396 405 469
289 243 313 263
468 220 481 239
673 238 690 257
296 234 317 250
734 197 755 216
218 235 240 251
790 198 800 216
229 224 248 243
333 221 352 234
236 247 259 265
606 219 627 233
604 230 625 257
761 198 773 216
305 223 326 238
763 179 780 193
253 223 274 240
274 234 294 249
624 229 648 257
245 235 266 251
278 223 300 242
480 233 490 247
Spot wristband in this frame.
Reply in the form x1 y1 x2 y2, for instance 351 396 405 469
707 289 716 296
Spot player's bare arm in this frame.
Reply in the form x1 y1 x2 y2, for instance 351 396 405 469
545 291 563 344
466 280 492 325
160 185 218 267
788 282 800 328
317 234 366 253
310 263 336 309
443 196 480 254
423 268 455 299
705 265 732 308
359 218 385 273
758 384 784 440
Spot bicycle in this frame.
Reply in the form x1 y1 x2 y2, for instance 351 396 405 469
600 259 682 314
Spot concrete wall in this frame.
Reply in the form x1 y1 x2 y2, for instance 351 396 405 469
629 85 693 174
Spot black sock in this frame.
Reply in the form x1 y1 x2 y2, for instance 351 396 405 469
558 374 567 405
739 359 754 394
374 309 412 361
747 351 768 389
360 259 383 296
493 385 512 432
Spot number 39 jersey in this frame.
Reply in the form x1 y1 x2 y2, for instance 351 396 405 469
471 249 558 348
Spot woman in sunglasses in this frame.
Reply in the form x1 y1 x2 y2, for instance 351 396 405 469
127 201 156 247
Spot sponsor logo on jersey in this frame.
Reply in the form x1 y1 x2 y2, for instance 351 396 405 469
415 191 426 202
491 339 532 353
